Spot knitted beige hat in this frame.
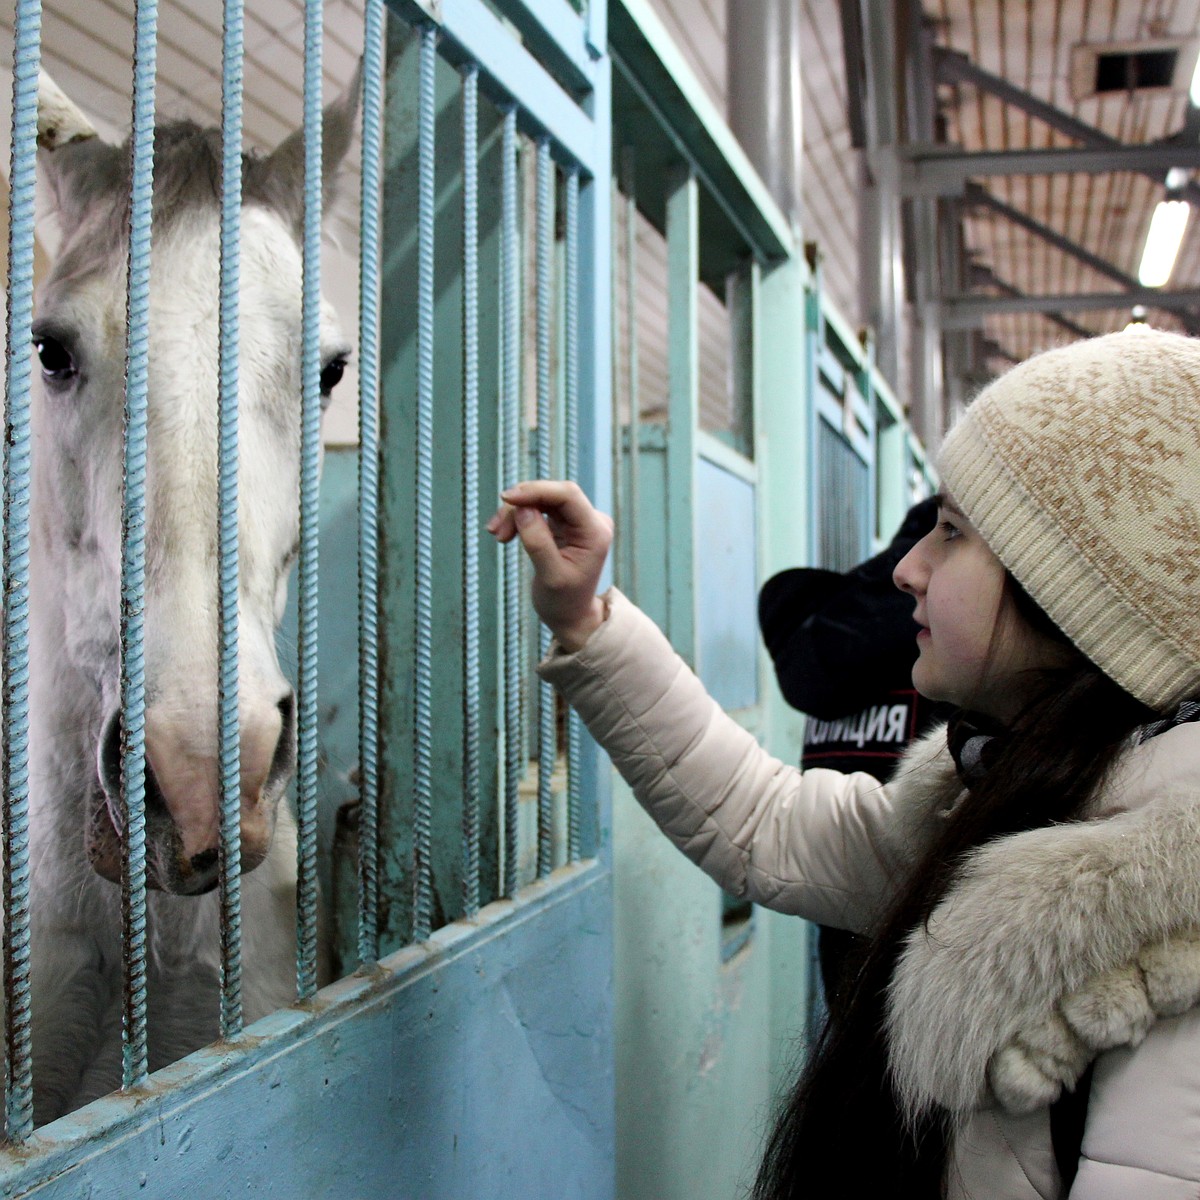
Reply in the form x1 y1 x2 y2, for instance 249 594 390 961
938 326 1200 713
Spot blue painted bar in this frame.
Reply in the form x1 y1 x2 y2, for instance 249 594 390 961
2 0 40 1145
119 0 157 1091
621 151 639 603
296 0 324 998
564 167 582 862
571 49 613 864
535 137 555 879
461 61 481 917
386 0 596 172
217 0 245 1041
412 21 438 941
664 167 698 662
357 0 386 968
500 106 522 898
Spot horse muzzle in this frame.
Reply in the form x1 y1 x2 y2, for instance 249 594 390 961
90 692 297 894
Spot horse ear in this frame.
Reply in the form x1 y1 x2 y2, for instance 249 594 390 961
249 63 362 232
36 72 124 230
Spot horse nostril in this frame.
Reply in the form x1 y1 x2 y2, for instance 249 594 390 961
98 710 123 798
265 689 298 795
190 848 218 875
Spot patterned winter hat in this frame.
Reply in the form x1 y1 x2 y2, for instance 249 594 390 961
937 326 1200 713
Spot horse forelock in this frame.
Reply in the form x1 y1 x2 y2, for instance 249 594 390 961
46 120 295 290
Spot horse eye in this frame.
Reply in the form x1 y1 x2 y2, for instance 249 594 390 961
34 335 77 383
319 356 347 397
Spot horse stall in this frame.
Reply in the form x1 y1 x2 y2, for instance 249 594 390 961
0 0 614 1195
0 0 934 1195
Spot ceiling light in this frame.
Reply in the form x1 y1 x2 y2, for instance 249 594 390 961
1166 167 1190 190
1192 46 1200 104
1138 200 1190 286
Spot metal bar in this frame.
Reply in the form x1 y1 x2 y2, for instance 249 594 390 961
904 144 1200 196
500 107 521 899
356 0 385 967
935 47 1200 208
967 266 1095 341
296 0 323 996
119 0 158 1094
965 182 1138 290
2 0 39 1144
965 185 1200 345
942 287 1200 326
217 0 244 1040
412 22 438 940
934 48 1119 148
563 166 581 864
535 137 555 880
609 175 622 593
622 149 639 604
665 167 698 661
386 0 595 172
461 62 481 917
570 49 611 865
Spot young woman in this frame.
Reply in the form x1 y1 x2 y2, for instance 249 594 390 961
487 326 1200 1198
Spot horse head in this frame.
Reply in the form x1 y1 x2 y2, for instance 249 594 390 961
31 73 357 896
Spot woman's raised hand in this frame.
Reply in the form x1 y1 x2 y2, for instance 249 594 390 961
487 481 613 652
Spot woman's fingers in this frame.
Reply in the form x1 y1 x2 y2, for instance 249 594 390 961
509 504 568 580
485 480 612 650
488 481 612 556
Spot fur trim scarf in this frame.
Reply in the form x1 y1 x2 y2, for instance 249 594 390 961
882 723 1200 1123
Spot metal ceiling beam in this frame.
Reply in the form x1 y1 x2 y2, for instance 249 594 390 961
963 184 1200 335
943 287 1200 328
905 144 1200 196
967 265 1094 340
934 48 1117 148
964 183 1137 290
933 47 1200 206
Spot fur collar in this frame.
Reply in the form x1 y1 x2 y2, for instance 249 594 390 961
883 722 1200 1122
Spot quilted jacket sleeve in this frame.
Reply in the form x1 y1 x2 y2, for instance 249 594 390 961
538 589 907 933
1071 1006 1200 1198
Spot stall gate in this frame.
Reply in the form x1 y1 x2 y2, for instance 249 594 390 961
0 0 613 1196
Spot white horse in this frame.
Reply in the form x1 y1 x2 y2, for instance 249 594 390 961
24 75 354 1124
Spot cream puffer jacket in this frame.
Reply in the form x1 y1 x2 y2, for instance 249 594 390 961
541 589 1200 1200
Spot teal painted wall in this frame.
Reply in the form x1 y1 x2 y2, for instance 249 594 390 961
613 779 810 1200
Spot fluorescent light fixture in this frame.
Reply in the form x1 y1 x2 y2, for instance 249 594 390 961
1138 200 1190 286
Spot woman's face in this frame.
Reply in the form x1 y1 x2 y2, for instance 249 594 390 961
893 496 1066 721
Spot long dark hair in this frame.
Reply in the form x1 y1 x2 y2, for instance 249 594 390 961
752 577 1157 1198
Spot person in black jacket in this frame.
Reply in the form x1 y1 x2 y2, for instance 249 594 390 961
758 497 948 1013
